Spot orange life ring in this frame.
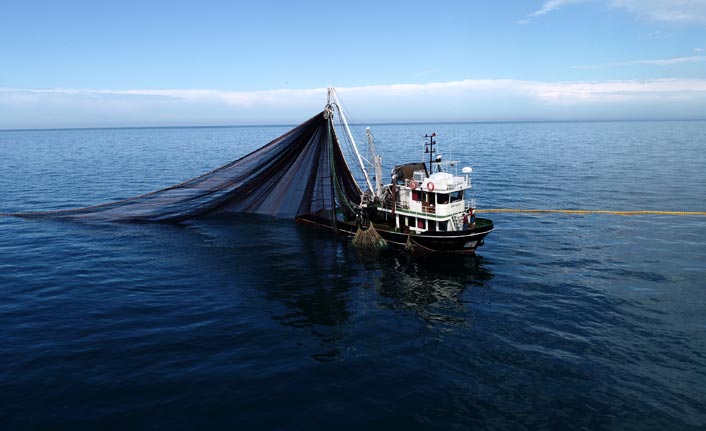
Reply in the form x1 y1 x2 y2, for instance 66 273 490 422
409 180 418 190
427 181 435 192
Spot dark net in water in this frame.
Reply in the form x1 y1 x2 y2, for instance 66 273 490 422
4 111 362 225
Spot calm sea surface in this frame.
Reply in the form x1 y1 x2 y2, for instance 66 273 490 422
1 121 705 430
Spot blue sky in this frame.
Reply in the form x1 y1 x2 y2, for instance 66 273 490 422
2 0 706 128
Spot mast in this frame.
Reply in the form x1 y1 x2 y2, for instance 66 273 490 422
328 88 375 194
366 127 383 198
424 133 436 175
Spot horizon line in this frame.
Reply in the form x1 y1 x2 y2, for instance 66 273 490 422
3 117 706 133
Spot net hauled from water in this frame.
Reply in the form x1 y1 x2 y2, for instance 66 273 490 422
3 111 362 224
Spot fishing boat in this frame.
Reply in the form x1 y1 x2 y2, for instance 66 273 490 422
4 88 493 253
297 89 494 253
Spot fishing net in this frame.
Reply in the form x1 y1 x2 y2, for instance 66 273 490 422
3 111 362 225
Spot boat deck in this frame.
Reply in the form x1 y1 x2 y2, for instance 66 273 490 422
371 217 493 235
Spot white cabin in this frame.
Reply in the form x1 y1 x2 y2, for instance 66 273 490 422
378 161 474 234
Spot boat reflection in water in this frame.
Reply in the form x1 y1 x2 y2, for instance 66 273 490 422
187 214 494 362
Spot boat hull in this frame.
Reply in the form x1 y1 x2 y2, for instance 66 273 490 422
296 216 494 253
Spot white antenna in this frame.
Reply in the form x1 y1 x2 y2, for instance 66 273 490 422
328 88 375 194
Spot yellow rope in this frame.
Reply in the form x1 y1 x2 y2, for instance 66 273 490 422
476 209 706 216
3 207 706 218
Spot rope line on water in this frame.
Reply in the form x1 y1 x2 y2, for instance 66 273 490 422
476 209 706 216
3 208 706 218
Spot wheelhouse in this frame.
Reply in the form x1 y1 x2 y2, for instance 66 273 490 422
378 162 475 234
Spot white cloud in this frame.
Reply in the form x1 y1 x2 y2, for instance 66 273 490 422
610 0 706 24
138 78 706 104
519 0 587 23
527 78 706 102
522 0 706 24
113 87 329 109
8 86 327 108
643 30 672 39
53 77 706 105
2 78 706 128
573 55 706 69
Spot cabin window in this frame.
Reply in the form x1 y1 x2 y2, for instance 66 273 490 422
438 221 448 231
450 190 464 203
437 194 449 205
417 219 426 229
412 190 421 201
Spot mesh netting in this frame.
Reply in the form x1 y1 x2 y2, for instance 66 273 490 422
3 111 362 224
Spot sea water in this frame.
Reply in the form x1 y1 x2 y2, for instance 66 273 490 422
1 121 705 430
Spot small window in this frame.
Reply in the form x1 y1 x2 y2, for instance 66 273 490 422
417 219 426 229
412 190 421 201
438 221 448 231
450 190 464 203
437 194 449 205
